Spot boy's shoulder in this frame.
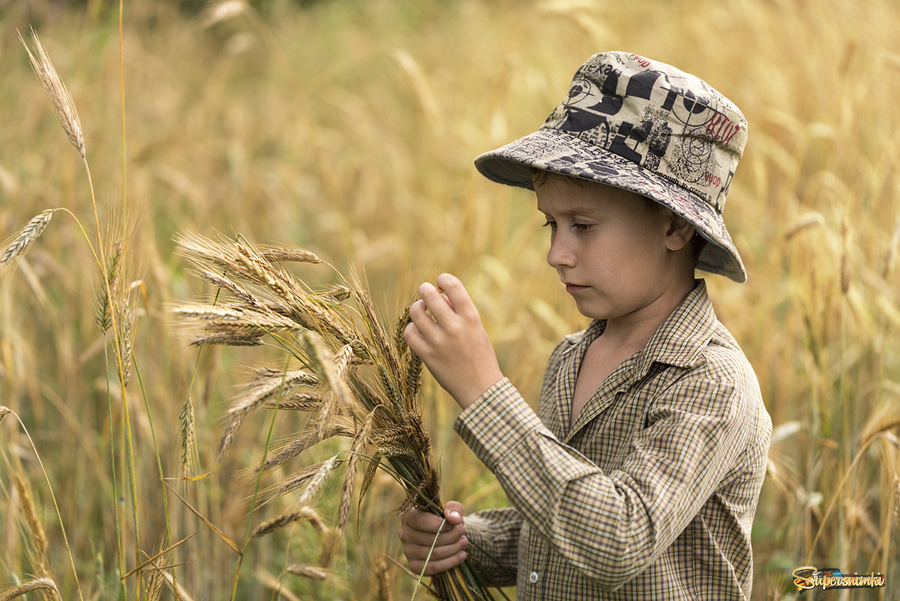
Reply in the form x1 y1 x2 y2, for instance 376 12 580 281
547 280 756 386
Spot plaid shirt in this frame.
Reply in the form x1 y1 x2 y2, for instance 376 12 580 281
455 281 771 599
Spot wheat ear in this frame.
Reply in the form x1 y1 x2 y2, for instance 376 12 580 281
1 210 55 265
0 577 59 601
19 30 84 157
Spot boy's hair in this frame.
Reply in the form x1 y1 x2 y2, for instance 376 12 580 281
532 168 708 267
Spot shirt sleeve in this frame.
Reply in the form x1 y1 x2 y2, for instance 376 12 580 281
454 375 755 590
460 507 521 587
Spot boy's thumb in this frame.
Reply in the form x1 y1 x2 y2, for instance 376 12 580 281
443 501 464 525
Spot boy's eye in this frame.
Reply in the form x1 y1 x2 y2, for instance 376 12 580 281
572 222 592 231
542 220 557 230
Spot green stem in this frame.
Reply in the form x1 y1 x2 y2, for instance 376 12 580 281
131 357 177 593
104 344 128 601
9 410 85 601
229 357 293 601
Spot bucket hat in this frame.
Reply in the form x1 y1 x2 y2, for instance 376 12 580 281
475 51 749 283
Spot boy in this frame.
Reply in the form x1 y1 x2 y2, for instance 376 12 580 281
401 51 771 599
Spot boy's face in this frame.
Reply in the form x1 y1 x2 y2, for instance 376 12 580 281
535 173 687 323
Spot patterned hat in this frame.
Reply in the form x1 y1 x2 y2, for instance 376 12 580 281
475 51 749 283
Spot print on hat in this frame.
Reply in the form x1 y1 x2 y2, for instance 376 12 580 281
474 51 750 283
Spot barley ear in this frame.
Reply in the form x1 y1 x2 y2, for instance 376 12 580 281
840 218 852 294
19 29 85 157
179 398 197 479
12 471 48 564
95 240 123 332
142 539 170 601
1 209 54 265
375 555 394 601
251 506 326 538
0 577 59 601
893 477 900 535
285 564 328 581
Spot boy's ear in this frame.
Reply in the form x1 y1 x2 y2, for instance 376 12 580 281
665 215 697 252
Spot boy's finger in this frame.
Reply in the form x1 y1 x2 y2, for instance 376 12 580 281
407 299 437 338
401 524 464 548
418 282 455 323
443 501 464 526
404 533 468 561
410 550 468 577
435 274 477 319
402 506 450 532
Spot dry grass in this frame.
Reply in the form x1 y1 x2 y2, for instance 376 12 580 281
0 0 898 599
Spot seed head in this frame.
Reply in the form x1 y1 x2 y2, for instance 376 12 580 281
20 29 85 157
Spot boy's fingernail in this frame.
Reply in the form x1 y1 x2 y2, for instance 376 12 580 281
459 551 467 561
448 511 461 520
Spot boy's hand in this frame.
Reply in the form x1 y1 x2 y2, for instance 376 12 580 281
400 501 468 576
404 273 504 409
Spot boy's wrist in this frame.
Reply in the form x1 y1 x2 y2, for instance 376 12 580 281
454 370 505 410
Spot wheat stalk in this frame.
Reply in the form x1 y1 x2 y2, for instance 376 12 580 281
175 235 499 600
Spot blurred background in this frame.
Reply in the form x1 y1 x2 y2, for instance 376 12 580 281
0 0 898 599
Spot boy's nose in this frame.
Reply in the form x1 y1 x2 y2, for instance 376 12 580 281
547 236 576 269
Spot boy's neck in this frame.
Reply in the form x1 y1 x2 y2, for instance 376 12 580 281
597 277 698 355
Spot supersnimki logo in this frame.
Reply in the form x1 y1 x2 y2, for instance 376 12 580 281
792 566 886 593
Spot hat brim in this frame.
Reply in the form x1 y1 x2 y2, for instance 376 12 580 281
474 129 747 283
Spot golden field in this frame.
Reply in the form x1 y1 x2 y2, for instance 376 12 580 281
0 0 898 599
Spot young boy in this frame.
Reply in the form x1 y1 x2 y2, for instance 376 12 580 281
401 51 771 599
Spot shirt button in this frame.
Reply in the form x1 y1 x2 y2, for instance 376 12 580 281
529 571 539 583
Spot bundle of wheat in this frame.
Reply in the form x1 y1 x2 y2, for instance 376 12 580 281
174 233 501 600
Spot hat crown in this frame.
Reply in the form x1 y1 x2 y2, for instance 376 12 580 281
541 51 747 214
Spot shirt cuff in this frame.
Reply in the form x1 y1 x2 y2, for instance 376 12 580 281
454 377 545 471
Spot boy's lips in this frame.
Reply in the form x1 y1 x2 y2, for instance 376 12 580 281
564 282 590 293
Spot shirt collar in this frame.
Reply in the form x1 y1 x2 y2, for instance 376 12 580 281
580 279 718 377
637 279 717 372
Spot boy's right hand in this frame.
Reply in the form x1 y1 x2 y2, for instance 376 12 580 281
400 500 469 576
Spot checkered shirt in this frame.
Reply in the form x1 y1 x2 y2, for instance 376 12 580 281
455 280 771 599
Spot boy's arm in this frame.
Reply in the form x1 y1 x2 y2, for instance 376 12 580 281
461 508 521 587
457 375 760 590
405 273 763 589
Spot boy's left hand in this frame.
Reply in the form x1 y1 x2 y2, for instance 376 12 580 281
404 273 503 409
